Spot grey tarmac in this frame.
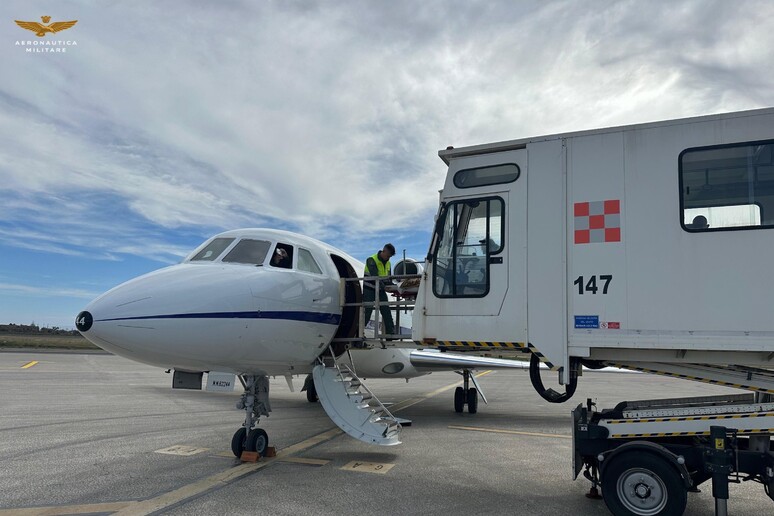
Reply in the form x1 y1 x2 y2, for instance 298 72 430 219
0 351 768 515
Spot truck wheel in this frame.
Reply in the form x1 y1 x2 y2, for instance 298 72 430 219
601 452 687 516
454 387 465 413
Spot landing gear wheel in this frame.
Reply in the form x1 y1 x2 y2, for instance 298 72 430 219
454 386 465 413
247 428 269 456
231 427 247 458
306 382 318 403
601 452 687 516
467 388 478 414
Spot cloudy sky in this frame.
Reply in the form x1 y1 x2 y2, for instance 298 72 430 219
1 0 773 329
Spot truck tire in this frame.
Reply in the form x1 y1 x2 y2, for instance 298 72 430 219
601 451 687 516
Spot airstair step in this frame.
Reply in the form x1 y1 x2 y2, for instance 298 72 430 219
312 363 401 446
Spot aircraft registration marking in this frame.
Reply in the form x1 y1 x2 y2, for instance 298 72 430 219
340 460 395 474
20 360 38 369
155 445 209 456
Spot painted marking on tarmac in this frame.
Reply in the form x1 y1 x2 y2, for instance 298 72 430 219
278 457 330 466
112 428 345 515
155 445 209 456
449 425 572 440
340 460 396 474
20 360 38 369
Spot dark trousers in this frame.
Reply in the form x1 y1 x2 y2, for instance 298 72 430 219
363 287 395 336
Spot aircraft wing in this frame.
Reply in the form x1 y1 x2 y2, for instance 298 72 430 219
409 349 530 370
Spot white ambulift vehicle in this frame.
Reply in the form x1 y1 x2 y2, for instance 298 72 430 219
411 107 774 515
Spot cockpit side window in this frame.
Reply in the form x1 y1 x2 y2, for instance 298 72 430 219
222 239 271 265
297 248 323 274
269 243 294 269
190 238 235 261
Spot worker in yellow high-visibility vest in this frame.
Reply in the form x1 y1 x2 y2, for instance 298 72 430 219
363 243 396 337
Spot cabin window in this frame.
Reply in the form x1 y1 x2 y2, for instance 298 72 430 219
680 140 774 231
297 248 323 274
453 163 520 189
222 239 271 265
432 197 504 298
190 238 235 261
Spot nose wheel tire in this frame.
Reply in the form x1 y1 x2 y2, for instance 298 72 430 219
467 388 478 414
454 387 465 413
231 427 247 458
247 428 269 456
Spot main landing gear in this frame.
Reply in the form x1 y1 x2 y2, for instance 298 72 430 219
454 369 486 414
302 374 318 403
231 375 271 457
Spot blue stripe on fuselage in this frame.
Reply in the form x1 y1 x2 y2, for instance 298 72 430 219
96 311 341 325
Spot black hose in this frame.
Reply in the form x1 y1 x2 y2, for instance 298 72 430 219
529 352 578 403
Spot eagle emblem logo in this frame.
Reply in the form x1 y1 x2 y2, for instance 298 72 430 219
15 16 77 37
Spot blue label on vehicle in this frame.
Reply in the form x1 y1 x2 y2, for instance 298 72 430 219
574 315 600 329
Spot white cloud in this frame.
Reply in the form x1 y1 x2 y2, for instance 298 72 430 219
1 0 773 261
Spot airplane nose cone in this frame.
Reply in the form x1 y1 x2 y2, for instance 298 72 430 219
75 311 93 332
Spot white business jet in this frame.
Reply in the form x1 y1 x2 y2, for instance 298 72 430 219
76 229 526 457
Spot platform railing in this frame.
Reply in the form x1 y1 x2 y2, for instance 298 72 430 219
335 273 422 345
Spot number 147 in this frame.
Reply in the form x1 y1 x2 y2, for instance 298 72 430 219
574 275 612 295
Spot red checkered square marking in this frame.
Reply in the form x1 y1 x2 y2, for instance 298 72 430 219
574 199 622 244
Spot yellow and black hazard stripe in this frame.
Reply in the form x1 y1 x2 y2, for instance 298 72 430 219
607 412 774 424
416 340 526 350
526 343 556 370
609 363 774 394
416 340 557 370
611 428 774 439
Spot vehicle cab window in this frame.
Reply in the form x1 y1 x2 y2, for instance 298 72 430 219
680 140 774 231
432 197 504 297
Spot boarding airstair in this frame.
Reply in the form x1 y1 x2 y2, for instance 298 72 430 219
312 350 402 446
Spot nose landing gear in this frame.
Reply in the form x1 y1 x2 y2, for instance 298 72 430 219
231 375 271 457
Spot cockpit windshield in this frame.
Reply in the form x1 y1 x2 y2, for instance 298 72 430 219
190 238 235 261
222 239 271 266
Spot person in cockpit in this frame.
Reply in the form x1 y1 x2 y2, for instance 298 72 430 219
270 247 291 268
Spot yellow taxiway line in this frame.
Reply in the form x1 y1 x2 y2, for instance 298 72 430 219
21 360 38 369
449 425 572 440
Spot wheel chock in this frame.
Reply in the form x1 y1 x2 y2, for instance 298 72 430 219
240 451 260 462
264 446 277 458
